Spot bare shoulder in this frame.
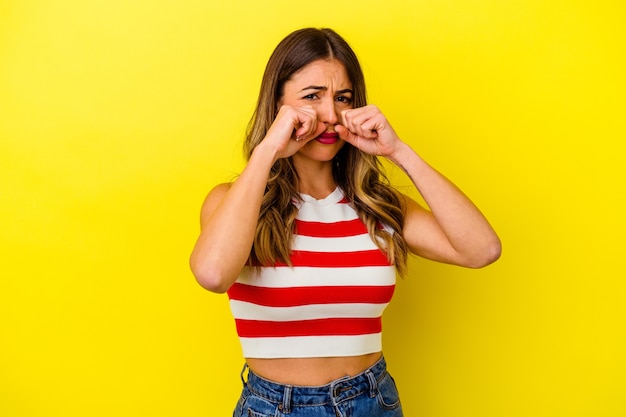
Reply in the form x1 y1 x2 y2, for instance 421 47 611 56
398 192 429 218
397 192 451 261
199 182 233 227
205 182 232 199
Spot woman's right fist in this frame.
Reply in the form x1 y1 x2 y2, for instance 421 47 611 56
262 105 326 160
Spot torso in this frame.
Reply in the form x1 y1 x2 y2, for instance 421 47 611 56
246 352 383 386
229 188 396 386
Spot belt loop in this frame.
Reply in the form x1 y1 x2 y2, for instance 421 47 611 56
281 385 292 414
365 369 378 398
240 363 249 387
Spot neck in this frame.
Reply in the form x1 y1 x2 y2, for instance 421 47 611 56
292 157 336 199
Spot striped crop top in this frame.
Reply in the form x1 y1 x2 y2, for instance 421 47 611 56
227 187 397 358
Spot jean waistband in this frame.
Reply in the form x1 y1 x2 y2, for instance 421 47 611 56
242 355 388 410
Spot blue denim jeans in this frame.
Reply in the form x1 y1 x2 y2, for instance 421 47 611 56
233 356 403 417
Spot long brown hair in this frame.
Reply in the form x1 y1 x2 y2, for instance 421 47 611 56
245 28 408 275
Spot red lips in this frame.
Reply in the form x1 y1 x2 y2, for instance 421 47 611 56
315 131 339 144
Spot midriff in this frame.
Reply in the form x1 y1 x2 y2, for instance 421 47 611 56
245 352 383 386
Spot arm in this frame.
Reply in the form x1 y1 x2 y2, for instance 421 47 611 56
391 145 501 267
189 105 326 293
336 105 501 268
189 146 275 293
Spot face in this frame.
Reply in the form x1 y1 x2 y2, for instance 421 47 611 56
279 59 353 162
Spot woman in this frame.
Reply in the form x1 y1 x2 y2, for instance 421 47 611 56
190 27 501 417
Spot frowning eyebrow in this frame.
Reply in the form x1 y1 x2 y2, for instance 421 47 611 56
299 86 354 95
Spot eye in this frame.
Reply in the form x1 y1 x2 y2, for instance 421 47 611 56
336 96 353 104
303 93 319 100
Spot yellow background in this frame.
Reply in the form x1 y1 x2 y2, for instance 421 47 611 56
1 0 624 416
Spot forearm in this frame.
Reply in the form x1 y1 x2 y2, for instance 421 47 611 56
390 142 501 266
190 145 277 292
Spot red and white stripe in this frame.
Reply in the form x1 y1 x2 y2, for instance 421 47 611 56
228 188 396 358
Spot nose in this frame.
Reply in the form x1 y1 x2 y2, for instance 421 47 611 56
317 97 339 125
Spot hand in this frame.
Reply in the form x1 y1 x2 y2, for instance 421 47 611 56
261 105 326 160
335 105 403 158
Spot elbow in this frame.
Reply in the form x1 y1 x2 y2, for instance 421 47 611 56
191 267 232 294
467 237 502 269
189 256 234 294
